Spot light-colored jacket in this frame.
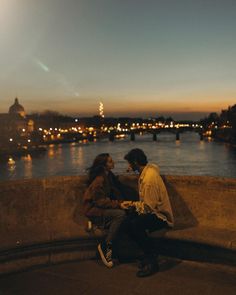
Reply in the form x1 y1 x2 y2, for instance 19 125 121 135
137 163 174 227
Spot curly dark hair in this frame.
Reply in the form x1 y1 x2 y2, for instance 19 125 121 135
124 148 148 166
87 153 110 184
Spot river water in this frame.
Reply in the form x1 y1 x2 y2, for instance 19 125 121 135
1 132 236 181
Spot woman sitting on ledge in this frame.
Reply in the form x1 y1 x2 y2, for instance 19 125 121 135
83 153 127 269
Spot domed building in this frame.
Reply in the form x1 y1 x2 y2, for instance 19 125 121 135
9 97 26 118
0 98 36 149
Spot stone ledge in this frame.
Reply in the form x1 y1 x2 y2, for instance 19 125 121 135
150 226 236 250
1 225 236 275
0 238 99 275
1 175 236 274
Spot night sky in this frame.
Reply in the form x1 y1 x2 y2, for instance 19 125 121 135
1 0 236 120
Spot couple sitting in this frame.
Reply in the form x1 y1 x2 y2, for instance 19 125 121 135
83 148 174 278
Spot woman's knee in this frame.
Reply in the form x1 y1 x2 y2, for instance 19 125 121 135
115 209 126 220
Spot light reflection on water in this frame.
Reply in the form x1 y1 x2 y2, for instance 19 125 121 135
1 132 236 181
22 154 33 179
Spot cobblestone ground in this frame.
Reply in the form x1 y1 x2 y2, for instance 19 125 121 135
0 258 236 295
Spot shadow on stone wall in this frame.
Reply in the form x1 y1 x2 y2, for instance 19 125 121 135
163 177 198 229
73 182 88 227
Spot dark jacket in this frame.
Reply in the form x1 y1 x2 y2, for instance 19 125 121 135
83 173 122 218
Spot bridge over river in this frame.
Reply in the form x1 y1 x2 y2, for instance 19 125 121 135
86 126 204 142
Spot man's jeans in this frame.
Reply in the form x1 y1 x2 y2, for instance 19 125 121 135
124 212 168 256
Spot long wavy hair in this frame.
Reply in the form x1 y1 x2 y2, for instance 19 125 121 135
87 153 110 185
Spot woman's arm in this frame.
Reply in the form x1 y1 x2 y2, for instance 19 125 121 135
90 176 121 209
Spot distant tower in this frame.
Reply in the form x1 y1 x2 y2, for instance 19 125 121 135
99 101 104 118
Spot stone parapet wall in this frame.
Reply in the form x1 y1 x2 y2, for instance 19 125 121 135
162 175 236 230
1 175 236 251
0 175 236 274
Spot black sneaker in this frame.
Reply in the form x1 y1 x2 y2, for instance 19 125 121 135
138 254 159 269
136 262 159 277
98 242 113 268
136 256 159 278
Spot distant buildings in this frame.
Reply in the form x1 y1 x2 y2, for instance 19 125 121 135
0 98 34 150
200 104 236 144
3 97 235 150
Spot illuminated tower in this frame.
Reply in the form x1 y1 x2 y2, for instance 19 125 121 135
99 101 104 118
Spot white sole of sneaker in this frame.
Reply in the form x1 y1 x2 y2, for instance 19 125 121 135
98 243 113 268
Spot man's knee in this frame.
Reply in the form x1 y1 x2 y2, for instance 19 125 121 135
129 216 144 230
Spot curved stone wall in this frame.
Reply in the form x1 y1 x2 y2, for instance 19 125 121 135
0 175 236 274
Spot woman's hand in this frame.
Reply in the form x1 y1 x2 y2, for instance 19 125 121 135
120 201 134 209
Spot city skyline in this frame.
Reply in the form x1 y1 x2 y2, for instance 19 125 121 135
1 0 236 120
2 96 233 121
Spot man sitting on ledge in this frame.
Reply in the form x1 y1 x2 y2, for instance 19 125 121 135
122 148 174 277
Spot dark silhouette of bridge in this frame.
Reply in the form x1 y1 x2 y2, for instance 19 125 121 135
87 126 204 142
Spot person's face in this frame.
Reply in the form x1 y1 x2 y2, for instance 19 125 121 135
105 156 114 171
126 161 139 173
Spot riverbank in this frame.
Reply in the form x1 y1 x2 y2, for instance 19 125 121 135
0 145 47 161
210 128 236 146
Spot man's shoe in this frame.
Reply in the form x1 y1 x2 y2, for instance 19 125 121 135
137 254 159 269
98 242 113 268
136 260 159 278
